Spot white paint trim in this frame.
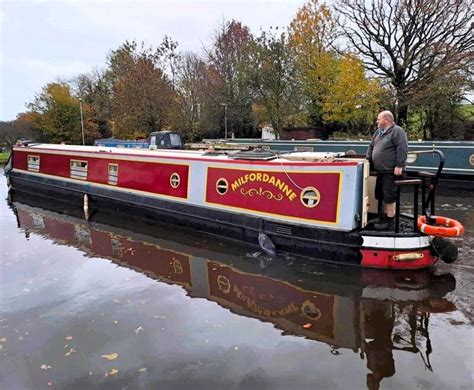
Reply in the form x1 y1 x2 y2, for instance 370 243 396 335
362 235 431 249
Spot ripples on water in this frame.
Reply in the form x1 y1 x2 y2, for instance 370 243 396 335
0 175 472 389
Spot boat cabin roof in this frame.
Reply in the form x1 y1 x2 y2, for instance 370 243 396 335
17 143 361 165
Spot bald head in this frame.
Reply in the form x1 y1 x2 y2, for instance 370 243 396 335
376 111 394 130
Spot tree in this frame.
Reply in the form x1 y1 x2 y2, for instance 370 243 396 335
323 54 382 129
335 0 473 126
27 82 100 144
289 0 339 124
244 29 303 136
106 40 177 139
206 20 256 137
173 52 208 140
73 69 113 138
0 112 39 149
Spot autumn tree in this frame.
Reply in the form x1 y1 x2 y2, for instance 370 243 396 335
0 112 39 148
206 20 255 137
335 0 473 126
323 54 382 130
106 40 177 139
244 29 303 136
289 0 339 124
173 52 209 140
73 69 113 139
27 82 100 144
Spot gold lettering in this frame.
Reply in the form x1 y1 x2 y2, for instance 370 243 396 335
256 173 262 181
269 176 276 185
262 173 269 182
249 173 256 181
276 178 285 191
289 192 297 201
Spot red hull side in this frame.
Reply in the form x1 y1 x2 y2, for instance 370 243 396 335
361 249 436 269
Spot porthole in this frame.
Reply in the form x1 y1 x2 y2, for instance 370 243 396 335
300 187 320 208
407 153 417 164
216 178 228 195
170 173 181 188
345 149 356 155
469 154 474 166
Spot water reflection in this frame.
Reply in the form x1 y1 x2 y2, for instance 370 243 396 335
9 193 457 390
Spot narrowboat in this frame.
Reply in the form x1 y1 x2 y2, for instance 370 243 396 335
4 142 464 269
9 196 456 389
209 139 474 181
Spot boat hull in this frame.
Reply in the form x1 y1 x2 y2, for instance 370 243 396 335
9 168 436 270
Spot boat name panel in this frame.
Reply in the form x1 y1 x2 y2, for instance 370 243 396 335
206 167 341 223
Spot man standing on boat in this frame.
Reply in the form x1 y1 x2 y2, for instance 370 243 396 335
367 111 408 230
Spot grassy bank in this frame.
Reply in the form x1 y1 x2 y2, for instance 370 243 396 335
0 152 11 165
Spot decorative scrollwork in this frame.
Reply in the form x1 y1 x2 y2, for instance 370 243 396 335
240 187 283 201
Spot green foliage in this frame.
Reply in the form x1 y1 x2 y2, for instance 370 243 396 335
28 83 84 144
243 28 303 136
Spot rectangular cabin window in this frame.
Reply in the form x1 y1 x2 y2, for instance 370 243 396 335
108 163 118 185
294 146 314 152
70 160 88 180
27 155 40 172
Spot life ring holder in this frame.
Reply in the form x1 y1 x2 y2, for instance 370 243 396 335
417 215 464 238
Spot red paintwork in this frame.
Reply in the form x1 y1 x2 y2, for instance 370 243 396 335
207 261 336 340
206 167 341 222
13 150 189 199
361 249 436 269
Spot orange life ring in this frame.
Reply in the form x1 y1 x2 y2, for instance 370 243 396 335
417 215 464 238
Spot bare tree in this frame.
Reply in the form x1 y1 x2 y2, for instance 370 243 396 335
335 0 473 125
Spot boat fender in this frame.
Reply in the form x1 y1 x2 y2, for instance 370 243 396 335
432 237 458 264
418 215 464 238
258 231 276 258
83 194 90 221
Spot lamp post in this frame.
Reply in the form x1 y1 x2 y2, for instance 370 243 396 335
79 97 85 146
220 103 228 139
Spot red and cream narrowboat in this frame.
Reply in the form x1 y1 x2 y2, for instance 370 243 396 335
5 142 463 269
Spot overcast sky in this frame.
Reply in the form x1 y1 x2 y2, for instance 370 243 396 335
0 0 305 121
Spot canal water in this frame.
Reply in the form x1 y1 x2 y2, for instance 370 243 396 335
1 170 472 389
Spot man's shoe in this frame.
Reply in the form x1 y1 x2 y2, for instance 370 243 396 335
373 217 394 231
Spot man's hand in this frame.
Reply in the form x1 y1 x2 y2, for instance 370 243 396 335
394 167 403 176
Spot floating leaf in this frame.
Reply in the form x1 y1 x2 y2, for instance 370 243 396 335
101 353 118 361
65 336 73 340
302 323 312 329
40 364 52 370
108 368 118 375
138 368 147 372
0 337 6 343
65 347 76 357
134 326 144 334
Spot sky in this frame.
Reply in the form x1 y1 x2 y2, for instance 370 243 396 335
0 0 305 121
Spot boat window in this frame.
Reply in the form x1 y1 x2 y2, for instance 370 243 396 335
170 133 182 147
216 178 228 195
345 149 356 155
70 160 88 180
27 155 40 172
300 187 320 208
170 173 180 188
108 164 118 185
150 135 157 147
469 154 474 166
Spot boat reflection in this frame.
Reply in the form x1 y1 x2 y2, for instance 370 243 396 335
10 192 456 390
